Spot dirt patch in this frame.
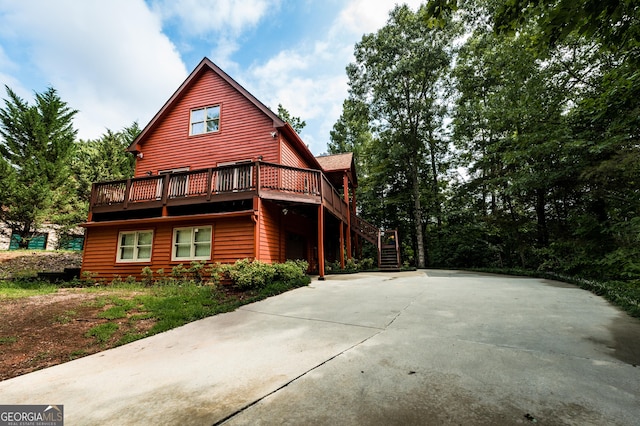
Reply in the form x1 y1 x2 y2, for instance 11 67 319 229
0 288 156 381
0 251 156 381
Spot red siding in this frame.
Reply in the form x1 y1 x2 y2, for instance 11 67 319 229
81 216 254 282
83 62 332 281
259 201 283 263
213 218 255 264
134 69 280 177
281 138 312 169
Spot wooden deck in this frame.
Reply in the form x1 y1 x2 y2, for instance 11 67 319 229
89 161 349 219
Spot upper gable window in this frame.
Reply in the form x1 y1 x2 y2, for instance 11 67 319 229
190 105 220 135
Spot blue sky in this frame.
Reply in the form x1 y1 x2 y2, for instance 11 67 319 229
0 0 423 155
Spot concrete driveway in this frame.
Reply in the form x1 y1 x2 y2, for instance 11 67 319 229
1 270 639 425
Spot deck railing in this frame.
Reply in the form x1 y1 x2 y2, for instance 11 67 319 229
90 161 327 211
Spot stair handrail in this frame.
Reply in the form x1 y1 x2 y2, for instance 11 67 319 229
351 213 380 246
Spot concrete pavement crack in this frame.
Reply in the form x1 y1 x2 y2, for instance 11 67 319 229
216 296 424 425
213 331 384 426
237 307 385 330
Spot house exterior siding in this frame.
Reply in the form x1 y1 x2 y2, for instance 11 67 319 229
82 214 255 280
81 58 376 282
213 217 254 264
281 138 311 169
134 68 280 177
258 200 283 264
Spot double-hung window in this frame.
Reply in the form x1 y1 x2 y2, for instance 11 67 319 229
172 226 212 261
117 230 153 262
190 105 220 135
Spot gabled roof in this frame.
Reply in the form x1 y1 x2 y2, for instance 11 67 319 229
315 152 357 187
316 152 353 172
127 57 321 169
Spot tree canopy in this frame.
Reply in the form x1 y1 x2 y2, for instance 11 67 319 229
0 86 77 247
331 0 640 282
277 104 306 133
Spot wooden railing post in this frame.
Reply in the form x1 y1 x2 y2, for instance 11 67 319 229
123 180 132 209
161 174 170 204
88 184 96 221
255 161 261 197
206 168 213 201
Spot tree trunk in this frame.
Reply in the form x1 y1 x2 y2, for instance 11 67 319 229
412 170 426 268
428 136 442 229
535 188 548 246
18 223 33 249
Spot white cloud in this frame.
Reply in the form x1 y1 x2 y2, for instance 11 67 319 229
151 0 278 35
240 40 350 153
0 0 187 140
235 0 420 154
332 0 424 37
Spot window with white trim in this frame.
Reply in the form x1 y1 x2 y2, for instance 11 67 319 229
172 226 212 261
190 105 220 135
117 230 153 262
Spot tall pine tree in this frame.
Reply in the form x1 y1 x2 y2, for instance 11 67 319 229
0 86 77 248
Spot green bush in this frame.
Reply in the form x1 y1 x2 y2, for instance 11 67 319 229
229 259 276 289
359 258 375 270
345 258 358 271
273 260 309 282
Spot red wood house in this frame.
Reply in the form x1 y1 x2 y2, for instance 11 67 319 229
81 58 399 281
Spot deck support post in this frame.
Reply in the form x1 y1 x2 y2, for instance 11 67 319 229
343 174 352 260
318 205 325 280
339 221 345 269
253 197 261 261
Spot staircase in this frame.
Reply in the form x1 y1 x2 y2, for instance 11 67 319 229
351 214 401 271
378 230 401 271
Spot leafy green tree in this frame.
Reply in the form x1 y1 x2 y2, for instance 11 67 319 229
431 0 640 279
340 4 456 267
277 104 306 133
0 86 77 248
72 123 139 203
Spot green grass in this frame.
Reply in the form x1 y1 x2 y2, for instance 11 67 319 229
69 349 87 360
0 279 58 299
54 310 77 324
86 323 119 344
0 336 18 345
3 272 312 348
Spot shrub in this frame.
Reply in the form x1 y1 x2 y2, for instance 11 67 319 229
228 259 276 290
345 258 358 271
189 260 207 283
171 264 188 280
274 260 309 283
359 258 375 270
141 267 153 286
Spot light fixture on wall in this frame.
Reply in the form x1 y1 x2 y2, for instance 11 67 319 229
136 152 144 159
270 131 277 138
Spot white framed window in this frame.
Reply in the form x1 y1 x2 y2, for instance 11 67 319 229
172 226 212 261
190 105 220 135
117 230 153 263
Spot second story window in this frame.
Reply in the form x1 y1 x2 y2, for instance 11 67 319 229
190 105 220 135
